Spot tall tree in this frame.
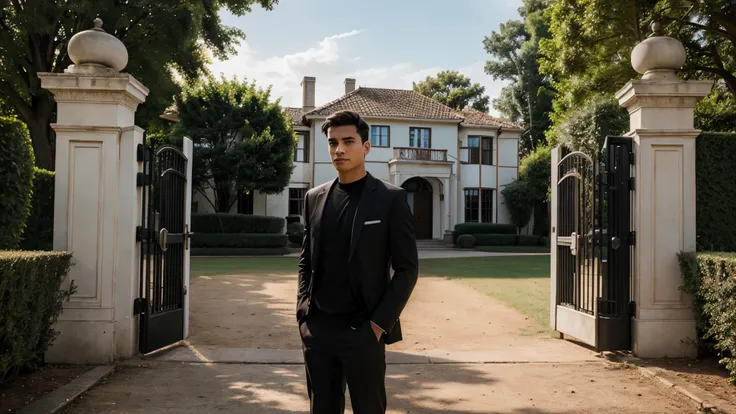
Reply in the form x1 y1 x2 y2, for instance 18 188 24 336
173 76 296 213
538 0 736 137
412 70 490 112
484 0 554 155
0 0 276 170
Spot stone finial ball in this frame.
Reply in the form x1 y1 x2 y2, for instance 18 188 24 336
630 23 686 75
67 18 128 71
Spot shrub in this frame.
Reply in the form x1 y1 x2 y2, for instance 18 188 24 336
287 222 305 244
501 179 535 233
19 168 55 251
457 234 475 248
0 251 75 384
286 215 301 224
541 237 550 247
0 117 35 249
452 223 516 243
191 233 287 249
474 234 517 246
191 247 286 256
192 213 284 234
696 132 736 252
517 235 542 246
678 252 736 383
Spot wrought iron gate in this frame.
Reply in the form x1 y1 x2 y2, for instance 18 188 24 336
135 137 190 354
551 136 634 351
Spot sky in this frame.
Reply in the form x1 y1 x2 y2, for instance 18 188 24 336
208 0 524 116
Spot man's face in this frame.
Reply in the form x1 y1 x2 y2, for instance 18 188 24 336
327 125 370 173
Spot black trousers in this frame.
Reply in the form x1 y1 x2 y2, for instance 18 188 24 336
299 309 387 414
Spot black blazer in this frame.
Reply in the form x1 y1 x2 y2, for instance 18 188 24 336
296 173 419 344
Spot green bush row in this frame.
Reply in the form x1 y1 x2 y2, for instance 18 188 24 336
287 222 305 244
696 132 736 252
192 213 285 234
456 233 548 248
191 233 287 249
678 252 736 383
191 247 287 256
19 168 55 251
452 223 517 244
0 251 75 385
0 117 35 249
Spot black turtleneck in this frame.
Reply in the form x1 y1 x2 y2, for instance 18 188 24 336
313 175 368 314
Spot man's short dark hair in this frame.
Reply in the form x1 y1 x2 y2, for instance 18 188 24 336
321 110 370 143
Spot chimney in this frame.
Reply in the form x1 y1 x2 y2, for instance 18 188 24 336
344 78 356 95
301 76 316 111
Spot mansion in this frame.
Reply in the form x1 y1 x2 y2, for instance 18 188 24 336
193 76 523 241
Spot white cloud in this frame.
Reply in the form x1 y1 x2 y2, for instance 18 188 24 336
207 31 509 116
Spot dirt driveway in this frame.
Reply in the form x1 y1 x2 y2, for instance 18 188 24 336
62 268 701 413
188 272 571 354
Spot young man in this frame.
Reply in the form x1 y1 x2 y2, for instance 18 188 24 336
296 110 418 413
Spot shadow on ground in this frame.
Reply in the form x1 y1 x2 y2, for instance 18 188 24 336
62 358 696 414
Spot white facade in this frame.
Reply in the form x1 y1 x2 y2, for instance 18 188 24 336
193 78 522 240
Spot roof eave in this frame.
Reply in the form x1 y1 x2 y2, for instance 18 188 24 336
303 114 463 124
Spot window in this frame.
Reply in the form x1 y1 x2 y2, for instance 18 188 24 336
409 127 431 148
370 125 390 147
466 136 493 165
238 190 254 214
294 132 309 162
464 189 479 222
289 188 307 217
481 189 494 223
464 188 494 223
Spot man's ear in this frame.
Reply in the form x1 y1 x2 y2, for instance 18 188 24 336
364 140 371 156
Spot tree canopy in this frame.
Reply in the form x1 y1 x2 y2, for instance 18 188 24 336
173 76 296 213
412 70 490 112
484 0 554 155
539 0 736 135
0 0 277 170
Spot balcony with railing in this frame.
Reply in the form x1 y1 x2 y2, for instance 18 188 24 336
391 147 448 163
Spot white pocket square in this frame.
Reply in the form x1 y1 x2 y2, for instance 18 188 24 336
364 220 381 225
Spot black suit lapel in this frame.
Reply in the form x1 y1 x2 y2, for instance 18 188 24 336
311 179 334 266
349 173 378 262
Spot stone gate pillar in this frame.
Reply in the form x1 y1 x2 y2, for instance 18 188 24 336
38 18 149 364
615 22 712 358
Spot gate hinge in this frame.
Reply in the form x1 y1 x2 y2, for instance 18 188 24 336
136 172 148 187
629 300 636 317
133 298 147 315
136 226 147 242
628 177 635 191
628 231 636 246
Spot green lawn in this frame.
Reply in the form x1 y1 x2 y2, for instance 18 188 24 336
419 256 551 335
191 255 552 334
475 245 550 253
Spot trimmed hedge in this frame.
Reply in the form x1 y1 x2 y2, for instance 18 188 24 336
457 234 475 249
696 132 736 252
0 117 35 249
191 247 287 256
517 235 543 246
452 223 517 243
192 213 285 234
0 251 75 384
474 234 517 246
191 233 287 249
19 168 55 251
287 222 305 244
678 252 736 383
286 215 301 224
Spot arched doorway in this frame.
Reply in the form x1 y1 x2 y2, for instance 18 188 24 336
402 177 433 239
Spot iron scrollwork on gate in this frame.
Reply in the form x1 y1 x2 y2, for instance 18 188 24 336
555 136 634 351
135 134 189 354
